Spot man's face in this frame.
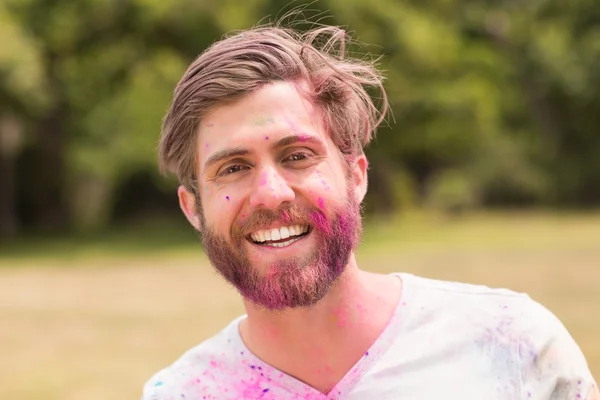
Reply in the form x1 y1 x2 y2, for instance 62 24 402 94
179 82 367 310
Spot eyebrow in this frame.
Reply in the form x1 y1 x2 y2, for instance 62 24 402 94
203 134 325 172
204 148 250 172
271 134 324 149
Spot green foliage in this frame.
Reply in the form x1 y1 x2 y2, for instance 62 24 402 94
1 0 600 236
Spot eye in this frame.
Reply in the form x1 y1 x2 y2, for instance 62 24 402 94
283 152 312 162
219 164 248 177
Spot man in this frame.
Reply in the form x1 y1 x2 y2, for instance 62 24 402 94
142 23 598 399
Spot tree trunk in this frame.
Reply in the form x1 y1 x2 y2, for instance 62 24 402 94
29 102 70 233
0 114 23 240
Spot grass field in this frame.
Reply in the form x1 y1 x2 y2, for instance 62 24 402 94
0 212 598 399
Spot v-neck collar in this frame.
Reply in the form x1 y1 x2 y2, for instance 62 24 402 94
227 273 415 399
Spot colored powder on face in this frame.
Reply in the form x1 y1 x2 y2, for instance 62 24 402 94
260 172 267 186
226 196 230 201
254 116 275 126
317 197 325 210
207 123 213 127
265 136 269 140
205 143 210 149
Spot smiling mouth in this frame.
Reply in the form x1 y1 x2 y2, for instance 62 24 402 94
247 224 312 248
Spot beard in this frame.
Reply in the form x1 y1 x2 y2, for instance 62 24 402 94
196 192 362 311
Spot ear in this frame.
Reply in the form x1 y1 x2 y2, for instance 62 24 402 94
178 185 201 230
349 154 369 203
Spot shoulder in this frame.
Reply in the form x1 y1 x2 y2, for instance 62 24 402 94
141 317 244 400
402 273 529 314
403 274 595 398
514 298 595 399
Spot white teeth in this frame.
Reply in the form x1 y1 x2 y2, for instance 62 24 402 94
249 225 309 243
268 236 302 248
270 228 281 241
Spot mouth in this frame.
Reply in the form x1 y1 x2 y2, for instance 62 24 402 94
247 224 312 248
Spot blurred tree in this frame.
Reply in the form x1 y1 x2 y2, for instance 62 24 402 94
1 0 600 239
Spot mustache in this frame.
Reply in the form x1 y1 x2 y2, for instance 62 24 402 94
233 204 320 237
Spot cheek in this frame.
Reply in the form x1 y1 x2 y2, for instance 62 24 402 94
313 168 332 192
203 190 243 230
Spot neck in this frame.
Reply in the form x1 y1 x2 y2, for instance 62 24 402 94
238 255 402 393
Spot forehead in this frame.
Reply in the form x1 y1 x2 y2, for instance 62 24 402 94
197 82 326 149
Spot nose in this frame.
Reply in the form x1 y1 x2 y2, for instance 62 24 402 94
249 166 295 210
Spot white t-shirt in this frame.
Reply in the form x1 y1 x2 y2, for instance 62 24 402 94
142 273 596 399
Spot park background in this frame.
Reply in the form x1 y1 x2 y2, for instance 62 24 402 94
0 0 598 398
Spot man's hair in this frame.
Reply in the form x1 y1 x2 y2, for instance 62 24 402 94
158 23 389 192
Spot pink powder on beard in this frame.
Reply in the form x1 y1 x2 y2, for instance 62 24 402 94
280 209 292 223
317 197 325 210
309 210 330 235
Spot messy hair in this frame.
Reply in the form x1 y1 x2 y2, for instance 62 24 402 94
158 22 389 192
